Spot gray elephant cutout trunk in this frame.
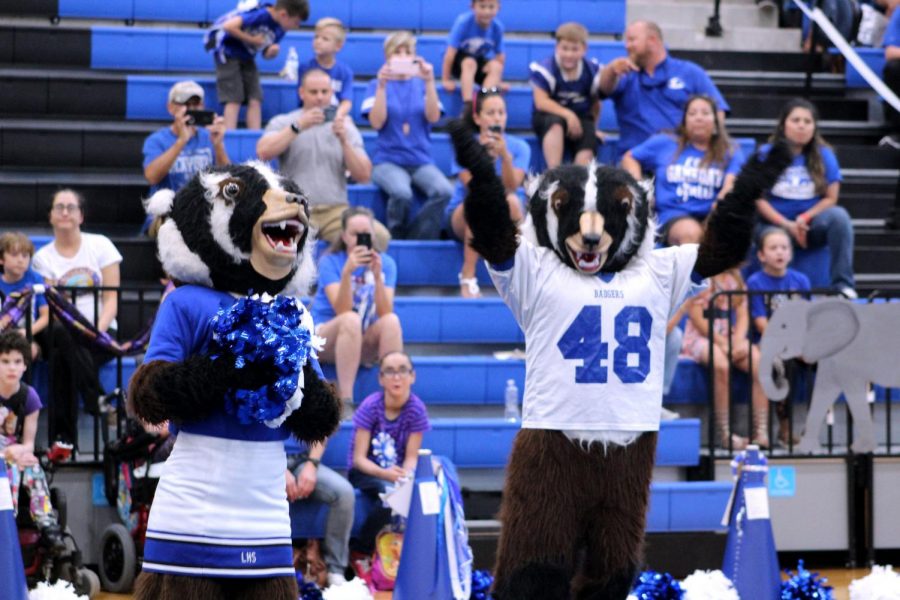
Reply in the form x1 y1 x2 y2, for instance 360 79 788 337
759 298 900 454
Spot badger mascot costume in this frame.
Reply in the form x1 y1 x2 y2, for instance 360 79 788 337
448 121 790 600
128 163 341 599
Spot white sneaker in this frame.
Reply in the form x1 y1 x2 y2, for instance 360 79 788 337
839 287 858 300
660 406 681 421
327 572 348 587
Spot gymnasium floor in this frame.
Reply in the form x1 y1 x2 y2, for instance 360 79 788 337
93 569 868 600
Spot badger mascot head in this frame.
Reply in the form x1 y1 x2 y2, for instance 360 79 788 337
146 162 317 296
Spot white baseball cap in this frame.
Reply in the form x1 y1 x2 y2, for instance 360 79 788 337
168 80 205 104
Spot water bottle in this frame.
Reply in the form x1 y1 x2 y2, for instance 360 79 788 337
504 379 520 422
280 46 299 81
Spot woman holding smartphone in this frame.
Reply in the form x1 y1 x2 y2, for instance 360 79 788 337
310 206 404 418
447 89 530 297
361 31 453 239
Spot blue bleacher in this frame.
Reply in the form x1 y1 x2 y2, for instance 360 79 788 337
831 47 884 89
92 27 627 80
61 0 626 34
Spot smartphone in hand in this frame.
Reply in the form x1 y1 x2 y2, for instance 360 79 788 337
488 124 503 134
356 232 373 249
323 106 337 122
185 110 215 126
389 56 420 77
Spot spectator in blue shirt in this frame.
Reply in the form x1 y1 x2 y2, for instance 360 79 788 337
143 81 229 233
448 90 530 297
754 98 856 298
363 32 454 239
441 1 506 110
621 94 745 244
530 22 602 168
297 17 354 122
311 207 403 418
598 20 730 162
206 0 309 129
0 232 48 361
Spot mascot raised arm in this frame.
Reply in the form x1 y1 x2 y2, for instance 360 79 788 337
448 120 791 600
129 163 341 600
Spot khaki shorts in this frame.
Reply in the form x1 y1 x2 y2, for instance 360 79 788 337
215 57 263 104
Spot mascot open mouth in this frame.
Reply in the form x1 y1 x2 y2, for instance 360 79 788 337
262 219 303 254
566 244 604 273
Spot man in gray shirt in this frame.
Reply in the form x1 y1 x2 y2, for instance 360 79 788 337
257 69 389 249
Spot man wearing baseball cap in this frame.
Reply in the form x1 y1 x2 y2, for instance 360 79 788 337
142 80 230 231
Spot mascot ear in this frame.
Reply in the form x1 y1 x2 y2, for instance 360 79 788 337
145 189 175 218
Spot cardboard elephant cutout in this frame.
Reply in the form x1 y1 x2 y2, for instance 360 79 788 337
759 298 900 454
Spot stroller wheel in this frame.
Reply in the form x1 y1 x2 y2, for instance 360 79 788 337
74 567 101 598
98 523 137 593
50 487 67 530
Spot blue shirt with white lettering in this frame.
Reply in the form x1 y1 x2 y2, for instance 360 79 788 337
529 55 601 117
759 143 842 220
609 56 730 159
297 57 354 106
447 12 505 60
629 134 745 226
361 78 441 167
143 128 217 195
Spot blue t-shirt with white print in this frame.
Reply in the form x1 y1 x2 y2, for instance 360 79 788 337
208 3 286 64
447 12 505 60
529 55 601 117
143 127 217 195
759 143 842 220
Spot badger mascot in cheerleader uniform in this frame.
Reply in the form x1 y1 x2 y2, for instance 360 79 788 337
128 163 341 600
448 121 791 600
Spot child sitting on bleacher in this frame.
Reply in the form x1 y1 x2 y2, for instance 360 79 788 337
529 22 602 169
441 0 506 112
297 18 354 122
0 232 49 360
446 89 529 298
681 269 771 450
0 331 65 553
206 0 309 129
347 351 430 553
747 226 810 446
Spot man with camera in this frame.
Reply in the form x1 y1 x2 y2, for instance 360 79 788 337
142 81 229 210
257 69 390 249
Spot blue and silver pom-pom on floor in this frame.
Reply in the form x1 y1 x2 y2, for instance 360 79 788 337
0 465 29 600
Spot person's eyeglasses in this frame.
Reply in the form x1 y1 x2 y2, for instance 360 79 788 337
52 204 80 214
380 367 412 378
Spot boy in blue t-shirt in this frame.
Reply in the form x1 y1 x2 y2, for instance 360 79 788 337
747 226 811 337
297 17 354 122
441 0 505 110
206 0 309 130
530 22 602 168
0 232 48 361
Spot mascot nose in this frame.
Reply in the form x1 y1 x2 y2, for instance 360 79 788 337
582 233 602 248
285 193 306 206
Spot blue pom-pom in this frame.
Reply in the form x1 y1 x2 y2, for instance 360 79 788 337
295 571 323 600
210 294 314 426
780 560 834 599
471 569 494 599
631 570 684 599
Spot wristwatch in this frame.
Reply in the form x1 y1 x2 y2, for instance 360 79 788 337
290 122 300 135
307 457 320 468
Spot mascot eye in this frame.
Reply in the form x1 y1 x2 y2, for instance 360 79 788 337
551 189 568 214
614 186 634 210
220 179 243 203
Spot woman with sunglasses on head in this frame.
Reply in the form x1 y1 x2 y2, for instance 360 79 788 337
362 31 454 240
754 97 856 298
347 350 430 552
621 95 745 246
447 90 530 298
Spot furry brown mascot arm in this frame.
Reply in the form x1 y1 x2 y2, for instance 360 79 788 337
448 119 519 265
283 361 341 444
129 356 234 425
694 142 793 278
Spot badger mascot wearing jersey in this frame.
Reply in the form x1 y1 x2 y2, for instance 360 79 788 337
128 163 341 600
449 121 790 600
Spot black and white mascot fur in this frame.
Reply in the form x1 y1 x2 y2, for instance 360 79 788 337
448 120 790 600
129 162 341 600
